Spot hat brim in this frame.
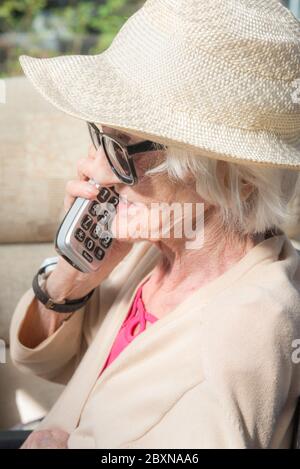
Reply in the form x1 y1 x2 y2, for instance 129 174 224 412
19 53 300 171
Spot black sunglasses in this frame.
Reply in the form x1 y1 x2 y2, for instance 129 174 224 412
87 122 166 186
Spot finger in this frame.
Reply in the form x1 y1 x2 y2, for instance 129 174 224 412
64 179 99 212
77 157 91 182
76 143 97 182
88 143 97 160
77 155 120 186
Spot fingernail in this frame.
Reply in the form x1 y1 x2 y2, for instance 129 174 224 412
87 186 99 194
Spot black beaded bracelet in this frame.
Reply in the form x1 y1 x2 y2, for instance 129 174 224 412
32 264 95 313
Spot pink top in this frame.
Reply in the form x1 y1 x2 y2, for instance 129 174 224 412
98 279 158 377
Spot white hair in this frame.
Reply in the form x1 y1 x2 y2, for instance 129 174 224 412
144 144 300 237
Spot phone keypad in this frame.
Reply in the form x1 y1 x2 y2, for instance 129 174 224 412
72 186 119 266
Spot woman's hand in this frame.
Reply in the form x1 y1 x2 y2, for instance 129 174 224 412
45 144 134 302
20 429 70 449
18 144 135 348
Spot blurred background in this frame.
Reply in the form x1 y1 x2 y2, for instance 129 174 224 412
0 0 144 435
0 0 143 78
0 0 299 78
1 0 300 438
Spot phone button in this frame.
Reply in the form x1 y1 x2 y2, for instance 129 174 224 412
90 223 101 239
107 203 117 213
74 228 86 243
97 187 111 203
95 247 105 260
84 237 95 251
89 201 101 217
108 196 119 207
81 214 93 230
82 250 93 263
99 231 113 249
97 209 111 225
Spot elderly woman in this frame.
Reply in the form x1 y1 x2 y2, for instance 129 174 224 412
10 0 300 449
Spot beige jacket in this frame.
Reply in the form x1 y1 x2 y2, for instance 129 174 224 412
9 231 300 448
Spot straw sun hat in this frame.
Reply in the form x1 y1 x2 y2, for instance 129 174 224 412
19 0 300 170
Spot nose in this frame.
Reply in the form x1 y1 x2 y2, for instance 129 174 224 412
88 144 122 188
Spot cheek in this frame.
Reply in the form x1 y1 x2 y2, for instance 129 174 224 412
135 160 149 178
135 175 176 205
134 153 166 180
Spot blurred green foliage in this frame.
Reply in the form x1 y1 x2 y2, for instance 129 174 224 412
0 0 144 77
0 0 47 31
